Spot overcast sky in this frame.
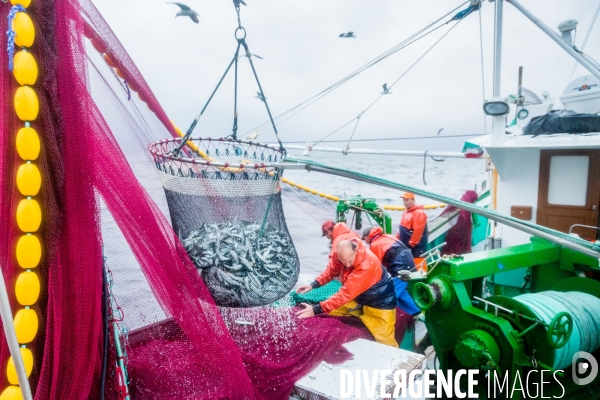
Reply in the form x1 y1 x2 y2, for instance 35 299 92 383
91 0 599 151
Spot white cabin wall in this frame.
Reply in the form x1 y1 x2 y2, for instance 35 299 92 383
487 147 541 248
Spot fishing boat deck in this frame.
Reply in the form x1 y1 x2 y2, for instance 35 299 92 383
291 338 426 400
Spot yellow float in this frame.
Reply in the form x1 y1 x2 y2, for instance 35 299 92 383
0 386 23 400
14 86 39 121
15 127 40 161
6 348 33 385
16 163 41 197
12 12 35 48
16 199 41 233
15 271 40 306
12 51 37 86
16 235 41 269
115 67 126 80
13 308 38 344
10 0 32 7
103 53 117 68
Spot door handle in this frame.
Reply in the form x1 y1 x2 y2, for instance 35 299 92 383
593 205 598 211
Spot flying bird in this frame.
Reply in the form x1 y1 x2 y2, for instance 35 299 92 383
238 53 263 60
339 32 356 38
255 92 266 102
381 83 392 94
168 2 200 24
246 132 259 140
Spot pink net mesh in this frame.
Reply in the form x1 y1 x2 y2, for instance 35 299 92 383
0 1 386 398
441 190 479 255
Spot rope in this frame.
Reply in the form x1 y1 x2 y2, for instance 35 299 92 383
6 5 26 71
478 5 487 132
312 18 464 148
514 291 600 370
172 47 240 155
232 38 242 140
240 37 285 154
344 113 363 153
283 157 600 256
422 150 446 186
101 251 109 399
280 177 446 209
243 1 470 137
123 80 131 101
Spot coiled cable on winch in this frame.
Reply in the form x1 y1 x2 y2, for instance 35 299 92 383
514 291 600 370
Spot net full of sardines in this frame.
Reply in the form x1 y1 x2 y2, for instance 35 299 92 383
149 138 300 307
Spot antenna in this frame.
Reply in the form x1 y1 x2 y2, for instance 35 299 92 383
517 66 524 107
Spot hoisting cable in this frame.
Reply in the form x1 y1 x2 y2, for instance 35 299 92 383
172 1 285 156
312 16 465 149
343 112 363 154
243 1 470 136
171 47 240 155
231 13 242 140
422 150 447 186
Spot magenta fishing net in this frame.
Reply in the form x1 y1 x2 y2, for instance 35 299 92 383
441 190 479 255
0 1 381 398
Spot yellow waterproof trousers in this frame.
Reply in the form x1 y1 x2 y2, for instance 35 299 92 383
329 301 398 348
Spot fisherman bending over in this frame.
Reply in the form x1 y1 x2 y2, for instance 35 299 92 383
363 227 420 316
296 238 398 348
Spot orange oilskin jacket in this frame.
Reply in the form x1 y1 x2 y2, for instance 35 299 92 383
400 205 428 248
313 223 360 285
368 226 415 276
312 239 396 314
367 227 399 261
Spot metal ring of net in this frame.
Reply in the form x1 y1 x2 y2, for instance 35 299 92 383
148 137 300 307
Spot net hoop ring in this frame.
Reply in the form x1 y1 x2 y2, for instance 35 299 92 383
148 137 283 174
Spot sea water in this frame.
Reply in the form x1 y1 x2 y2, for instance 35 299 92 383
102 146 487 328
280 151 488 284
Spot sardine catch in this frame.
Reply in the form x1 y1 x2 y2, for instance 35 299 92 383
182 220 298 307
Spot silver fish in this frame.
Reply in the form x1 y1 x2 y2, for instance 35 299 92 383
182 220 299 307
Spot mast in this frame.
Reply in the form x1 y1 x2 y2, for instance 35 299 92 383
491 0 505 145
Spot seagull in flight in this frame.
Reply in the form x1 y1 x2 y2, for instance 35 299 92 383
339 32 356 38
381 83 392 94
255 92 266 102
168 2 200 24
238 53 263 60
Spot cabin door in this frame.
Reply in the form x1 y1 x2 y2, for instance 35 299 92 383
537 149 600 241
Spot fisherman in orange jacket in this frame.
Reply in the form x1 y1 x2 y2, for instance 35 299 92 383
363 226 420 316
296 234 398 347
398 192 429 259
320 220 358 250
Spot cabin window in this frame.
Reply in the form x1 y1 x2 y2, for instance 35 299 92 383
547 155 589 206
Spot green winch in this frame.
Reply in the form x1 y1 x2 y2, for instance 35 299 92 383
409 237 600 399
335 196 392 234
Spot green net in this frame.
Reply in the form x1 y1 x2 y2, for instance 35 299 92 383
290 281 342 305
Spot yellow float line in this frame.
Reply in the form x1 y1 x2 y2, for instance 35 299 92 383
280 178 446 209
6 0 40 398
